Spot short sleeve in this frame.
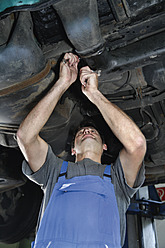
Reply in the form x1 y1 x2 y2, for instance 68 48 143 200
111 156 145 246
22 145 63 188
111 155 145 202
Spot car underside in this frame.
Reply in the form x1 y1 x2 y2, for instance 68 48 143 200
0 0 165 244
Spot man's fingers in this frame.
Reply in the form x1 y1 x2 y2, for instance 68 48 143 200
80 66 91 72
80 67 95 78
62 58 69 65
80 72 89 85
63 54 72 66
80 68 95 83
80 74 88 85
63 53 79 67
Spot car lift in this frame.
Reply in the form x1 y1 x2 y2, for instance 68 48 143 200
123 185 165 248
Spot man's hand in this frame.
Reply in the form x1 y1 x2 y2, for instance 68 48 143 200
59 53 79 86
80 66 98 102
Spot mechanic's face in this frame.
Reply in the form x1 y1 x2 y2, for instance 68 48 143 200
72 126 107 156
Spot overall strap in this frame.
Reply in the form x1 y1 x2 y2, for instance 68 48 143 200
58 161 68 181
103 164 111 180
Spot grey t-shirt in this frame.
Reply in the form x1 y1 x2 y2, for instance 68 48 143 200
22 145 145 246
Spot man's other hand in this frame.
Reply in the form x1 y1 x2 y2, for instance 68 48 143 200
59 53 79 86
80 66 98 102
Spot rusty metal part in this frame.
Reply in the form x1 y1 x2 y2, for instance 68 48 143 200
0 60 55 96
136 67 147 87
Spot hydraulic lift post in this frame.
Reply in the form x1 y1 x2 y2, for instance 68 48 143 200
124 185 165 248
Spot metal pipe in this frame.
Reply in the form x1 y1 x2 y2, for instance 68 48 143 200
54 0 105 58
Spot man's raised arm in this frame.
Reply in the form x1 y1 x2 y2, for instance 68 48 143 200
17 53 79 172
80 66 146 187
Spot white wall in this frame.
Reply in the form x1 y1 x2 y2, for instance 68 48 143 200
156 219 165 248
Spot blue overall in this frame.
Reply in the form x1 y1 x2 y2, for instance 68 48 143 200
32 161 121 248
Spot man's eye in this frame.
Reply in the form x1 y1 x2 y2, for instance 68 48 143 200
77 131 83 136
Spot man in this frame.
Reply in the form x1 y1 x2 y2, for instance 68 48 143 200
17 53 146 247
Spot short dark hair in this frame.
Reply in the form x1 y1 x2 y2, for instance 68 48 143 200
71 119 105 149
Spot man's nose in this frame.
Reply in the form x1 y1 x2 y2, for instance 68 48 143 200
84 128 90 134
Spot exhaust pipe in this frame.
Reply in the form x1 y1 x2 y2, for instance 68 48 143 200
54 0 109 69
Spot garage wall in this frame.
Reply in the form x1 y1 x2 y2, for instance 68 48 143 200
156 219 165 248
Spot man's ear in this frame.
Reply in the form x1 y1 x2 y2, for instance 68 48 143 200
103 144 107 151
71 148 76 156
